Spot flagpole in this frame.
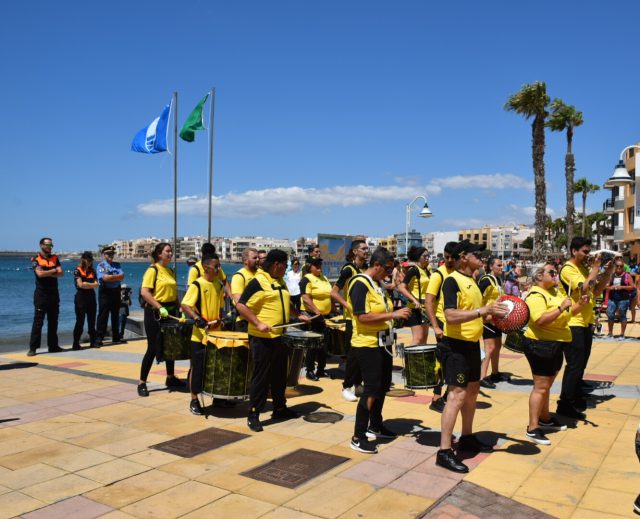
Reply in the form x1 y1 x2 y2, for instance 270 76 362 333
207 88 216 243
173 91 178 272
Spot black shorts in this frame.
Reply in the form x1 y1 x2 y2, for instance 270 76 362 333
437 337 481 387
406 308 427 327
190 340 206 394
524 340 564 377
482 323 501 340
352 347 392 399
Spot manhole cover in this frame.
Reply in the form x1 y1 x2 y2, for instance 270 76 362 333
303 411 343 423
387 388 415 397
150 427 249 458
242 448 349 488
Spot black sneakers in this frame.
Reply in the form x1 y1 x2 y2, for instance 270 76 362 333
305 371 319 381
556 404 586 420
436 448 469 473
457 434 493 453
366 425 398 440
350 436 378 454
479 378 496 389
429 397 446 413
166 376 186 388
27 350 36 357
247 414 263 432
526 427 551 445
137 383 149 397
190 399 204 416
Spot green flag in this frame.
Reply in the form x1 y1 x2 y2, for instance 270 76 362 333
179 94 209 142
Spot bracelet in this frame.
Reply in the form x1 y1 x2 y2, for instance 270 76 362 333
476 308 481 318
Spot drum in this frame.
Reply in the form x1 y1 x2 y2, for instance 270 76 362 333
159 321 191 361
403 344 440 389
504 329 527 354
282 329 324 387
203 332 251 400
326 321 347 356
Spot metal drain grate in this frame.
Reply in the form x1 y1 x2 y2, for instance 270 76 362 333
303 411 343 423
242 448 349 488
150 426 249 458
387 388 415 397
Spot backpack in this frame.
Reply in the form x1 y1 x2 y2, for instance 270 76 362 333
138 265 158 308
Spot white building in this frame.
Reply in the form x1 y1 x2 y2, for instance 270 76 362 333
423 231 459 257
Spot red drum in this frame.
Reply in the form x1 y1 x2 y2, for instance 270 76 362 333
492 295 530 333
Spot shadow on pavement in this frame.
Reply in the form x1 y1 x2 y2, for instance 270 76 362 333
0 362 38 370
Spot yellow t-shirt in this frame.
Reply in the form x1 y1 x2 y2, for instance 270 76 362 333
559 261 595 326
348 274 393 348
426 265 455 323
142 264 177 304
181 277 223 342
524 286 572 343
238 270 290 339
335 263 362 320
231 267 257 323
187 261 227 286
404 265 430 309
442 270 483 342
300 273 332 315
478 274 502 306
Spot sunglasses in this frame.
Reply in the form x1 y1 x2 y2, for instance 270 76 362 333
545 270 558 277
43 243 53 247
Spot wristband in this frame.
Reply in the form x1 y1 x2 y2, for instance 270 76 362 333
476 308 481 318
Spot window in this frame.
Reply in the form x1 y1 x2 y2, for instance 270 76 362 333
628 207 634 227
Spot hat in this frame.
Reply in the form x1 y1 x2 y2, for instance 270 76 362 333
102 245 116 254
121 283 128 289
455 239 486 256
187 255 198 264
262 249 288 270
81 251 93 260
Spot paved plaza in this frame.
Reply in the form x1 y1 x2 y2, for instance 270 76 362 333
0 326 639 518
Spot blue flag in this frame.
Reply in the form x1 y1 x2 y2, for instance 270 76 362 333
131 102 171 154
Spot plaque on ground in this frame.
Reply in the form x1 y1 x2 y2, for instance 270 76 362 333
150 426 249 458
387 388 415 397
242 448 349 488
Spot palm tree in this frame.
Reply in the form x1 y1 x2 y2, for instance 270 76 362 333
586 212 609 248
546 99 583 248
505 81 550 262
574 177 600 236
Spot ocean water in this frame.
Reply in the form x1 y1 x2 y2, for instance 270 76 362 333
0 256 236 348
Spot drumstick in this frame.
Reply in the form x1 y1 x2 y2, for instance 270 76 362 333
167 315 218 326
272 314 321 329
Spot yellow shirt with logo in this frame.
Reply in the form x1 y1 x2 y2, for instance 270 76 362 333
478 274 502 306
404 265 430 309
181 277 223 343
188 261 227 286
426 265 455 323
348 274 393 348
231 267 257 322
300 273 332 315
524 286 572 343
142 264 177 304
442 270 483 342
238 270 290 339
559 261 595 326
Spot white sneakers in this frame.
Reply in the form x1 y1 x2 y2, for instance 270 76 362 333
342 387 357 402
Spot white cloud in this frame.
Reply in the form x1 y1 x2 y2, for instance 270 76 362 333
442 218 485 228
137 173 533 218
507 204 556 222
428 174 533 191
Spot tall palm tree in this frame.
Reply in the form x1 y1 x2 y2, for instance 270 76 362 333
546 99 583 248
586 212 609 248
505 81 550 262
574 177 600 236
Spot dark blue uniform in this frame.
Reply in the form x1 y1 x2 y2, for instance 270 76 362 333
96 258 124 343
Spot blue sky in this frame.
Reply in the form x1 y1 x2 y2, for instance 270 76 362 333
2 1 639 251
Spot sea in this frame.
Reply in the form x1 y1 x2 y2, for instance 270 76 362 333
0 255 237 351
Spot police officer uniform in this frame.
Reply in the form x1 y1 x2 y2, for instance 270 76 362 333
29 249 62 354
96 246 124 345
72 252 98 349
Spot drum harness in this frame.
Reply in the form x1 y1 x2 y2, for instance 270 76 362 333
479 273 503 334
350 273 396 357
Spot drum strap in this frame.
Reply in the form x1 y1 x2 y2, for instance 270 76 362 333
192 280 203 316
270 282 288 327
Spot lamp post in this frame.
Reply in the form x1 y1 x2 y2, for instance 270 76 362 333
405 195 432 257
604 145 637 187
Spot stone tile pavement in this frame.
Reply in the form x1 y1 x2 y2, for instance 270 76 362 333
0 324 639 517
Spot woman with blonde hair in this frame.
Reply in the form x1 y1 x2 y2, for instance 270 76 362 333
523 262 586 445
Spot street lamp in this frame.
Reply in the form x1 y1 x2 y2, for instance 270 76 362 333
606 145 637 186
405 195 432 257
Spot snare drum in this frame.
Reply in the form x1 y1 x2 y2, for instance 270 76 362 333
282 329 324 387
403 344 440 389
504 329 526 354
326 321 347 356
203 332 251 400
159 321 191 361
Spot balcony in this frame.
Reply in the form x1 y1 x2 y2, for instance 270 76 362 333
614 198 625 211
603 199 615 215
